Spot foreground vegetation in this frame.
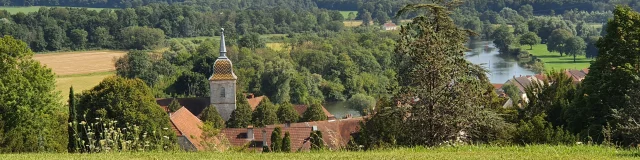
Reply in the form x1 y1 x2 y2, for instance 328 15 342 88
0 6 105 14
1 145 637 160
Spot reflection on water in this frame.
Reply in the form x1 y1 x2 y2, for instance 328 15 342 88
323 101 361 119
465 41 536 83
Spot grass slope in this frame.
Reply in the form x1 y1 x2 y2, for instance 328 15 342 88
521 44 592 71
55 72 115 102
0 6 106 14
340 11 357 20
1 145 637 160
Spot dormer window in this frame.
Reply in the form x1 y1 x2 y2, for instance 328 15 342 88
220 87 226 98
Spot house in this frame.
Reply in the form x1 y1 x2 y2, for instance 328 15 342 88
170 107 223 151
220 117 362 152
503 75 544 106
382 22 398 31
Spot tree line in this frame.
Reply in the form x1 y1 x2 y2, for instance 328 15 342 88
0 3 344 52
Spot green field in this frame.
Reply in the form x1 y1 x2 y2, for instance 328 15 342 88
1 145 637 160
0 6 106 14
521 44 592 71
55 72 115 102
340 11 357 20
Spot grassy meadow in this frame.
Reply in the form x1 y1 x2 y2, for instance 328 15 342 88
1 145 637 160
521 44 592 71
340 11 357 19
0 6 106 14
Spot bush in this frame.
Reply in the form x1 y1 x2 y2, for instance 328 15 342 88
514 114 576 145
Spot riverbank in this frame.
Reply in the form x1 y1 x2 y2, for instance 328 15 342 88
2 145 637 160
520 44 592 71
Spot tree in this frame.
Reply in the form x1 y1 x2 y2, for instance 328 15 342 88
227 93 253 128
347 93 376 115
514 114 576 145
519 32 541 50
356 99 406 149
282 132 291 152
201 105 225 129
519 5 534 19
310 130 324 150
76 76 174 141
277 102 300 123
564 36 586 63
566 6 640 144
238 33 265 50
115 50 158 86
492 24 515 51
347 12 356 20
170 71 209 97
361 11 372 26
168 98 181 112
392 3 510 146
69 29 88 50
374 10 389 25
301 103 327 122
91 26 112 48
119 26 165 50
270 127 283 152
547 29 573 56
68 86 78 153
502 83 521 107
251 98 278 127
0 36 66 152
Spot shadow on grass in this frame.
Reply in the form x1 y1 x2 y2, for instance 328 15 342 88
545 60 592 64
535 55 561 58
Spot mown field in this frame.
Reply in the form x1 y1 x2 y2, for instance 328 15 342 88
1 145 637 160
520 44 592 71
339 11 357 19
0 6 105 14
33 50 125 102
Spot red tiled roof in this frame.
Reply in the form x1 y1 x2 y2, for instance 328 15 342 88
383 22 396 27
492 84 503 89
221 118 363 152
170 107 221 151
293 104 335 120
247 96 265 110
157 97 211 117
220 127 313 152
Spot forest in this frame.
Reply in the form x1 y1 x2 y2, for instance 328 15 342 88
0 0 639 156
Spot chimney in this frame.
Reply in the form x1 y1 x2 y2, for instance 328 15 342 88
250 94 255 99
285 122 291 128
262 129 267 147
312 126 318 131
247 125 254 140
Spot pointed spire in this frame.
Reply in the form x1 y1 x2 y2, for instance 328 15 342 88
219 28 227 58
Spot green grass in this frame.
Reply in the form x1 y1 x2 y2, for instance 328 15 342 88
0 6 106 14
56 71 114 102
1 145 637 159
339 11 357 20
521 44 592 71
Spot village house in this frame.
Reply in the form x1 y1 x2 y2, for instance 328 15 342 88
382 22 398 31
156 29 347 151
496 69 589 108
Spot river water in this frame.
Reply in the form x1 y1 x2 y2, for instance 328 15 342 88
325 41 536 118
465 40 537 83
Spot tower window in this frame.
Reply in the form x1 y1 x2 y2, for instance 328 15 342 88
220 87 226 98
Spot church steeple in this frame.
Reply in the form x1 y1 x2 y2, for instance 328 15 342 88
219 28 227 58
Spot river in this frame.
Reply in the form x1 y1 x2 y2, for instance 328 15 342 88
325 41 536 118
465 40 537 83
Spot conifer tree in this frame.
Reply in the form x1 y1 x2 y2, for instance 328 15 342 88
168 98 181 112
227 93 253 128
282 132 292 152
270 127 283 152
200 105 225 129
302 103 327 122
67 86 78 153
277 102 300 123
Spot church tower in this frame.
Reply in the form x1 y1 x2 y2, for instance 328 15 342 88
209 28 237 121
